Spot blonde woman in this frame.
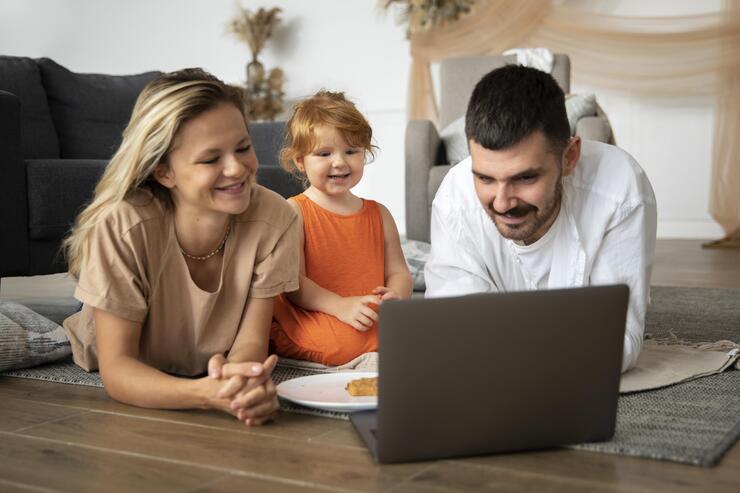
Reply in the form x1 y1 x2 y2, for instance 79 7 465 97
63 68 298 425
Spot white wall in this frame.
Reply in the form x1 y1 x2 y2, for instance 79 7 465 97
567 0 724 238
0 0 724 238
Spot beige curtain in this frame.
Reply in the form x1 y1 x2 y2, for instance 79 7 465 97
407 0 740 237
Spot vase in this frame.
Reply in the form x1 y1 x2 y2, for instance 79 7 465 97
246 59 265 92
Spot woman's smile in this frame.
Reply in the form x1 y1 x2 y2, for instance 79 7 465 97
215 180 247 195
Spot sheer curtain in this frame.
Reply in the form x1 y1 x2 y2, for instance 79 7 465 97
405 0 740 239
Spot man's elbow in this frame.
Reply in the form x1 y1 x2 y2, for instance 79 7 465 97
620 335 643 373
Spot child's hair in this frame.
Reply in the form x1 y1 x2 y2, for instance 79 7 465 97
280 91 377 180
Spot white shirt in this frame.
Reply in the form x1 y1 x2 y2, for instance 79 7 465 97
510 208 563 289
425 140 657 372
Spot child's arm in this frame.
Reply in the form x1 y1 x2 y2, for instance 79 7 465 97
374 203 413 301
284 199 380 331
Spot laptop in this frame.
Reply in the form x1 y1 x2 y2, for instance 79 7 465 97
350 284 629 463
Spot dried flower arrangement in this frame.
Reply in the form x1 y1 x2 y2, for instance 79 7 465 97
227 6 285 122
382 0 474 37
227 6 282 62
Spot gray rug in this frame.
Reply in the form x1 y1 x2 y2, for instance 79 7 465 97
2 286 739 467
645 286 740 343
0 358 350 420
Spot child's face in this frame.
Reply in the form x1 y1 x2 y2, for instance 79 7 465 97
296 124 365 198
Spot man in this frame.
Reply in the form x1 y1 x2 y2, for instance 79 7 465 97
425 65 657 372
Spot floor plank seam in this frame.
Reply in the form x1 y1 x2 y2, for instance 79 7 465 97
181 473 234 493
382 463 438 492
10 409 91 434
0 477 61 493
84 406 343 443
0 431 360 493
1 393 98 413
2 388 364 448
306 430 367 451
436 457 644 489
223 470 361 493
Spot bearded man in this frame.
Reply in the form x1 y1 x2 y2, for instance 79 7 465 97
425 65 657 372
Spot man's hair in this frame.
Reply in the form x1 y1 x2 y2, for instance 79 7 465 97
465 65 570 154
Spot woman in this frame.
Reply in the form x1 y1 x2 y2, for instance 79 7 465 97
63 68 298 425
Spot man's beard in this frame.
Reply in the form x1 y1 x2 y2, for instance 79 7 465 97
486 179 563 244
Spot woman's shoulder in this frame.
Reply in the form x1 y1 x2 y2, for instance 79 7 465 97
98 189 168 236
236 184 297 231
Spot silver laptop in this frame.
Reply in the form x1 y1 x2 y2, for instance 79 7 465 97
350 285 629 463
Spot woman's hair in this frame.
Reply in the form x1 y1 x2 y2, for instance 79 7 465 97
280 90 376 181
64 68 247 278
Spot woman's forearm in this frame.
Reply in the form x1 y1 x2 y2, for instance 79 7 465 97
227 342 266 364
100 355 213 410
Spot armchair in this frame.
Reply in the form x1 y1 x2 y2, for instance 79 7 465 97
405 54 613 243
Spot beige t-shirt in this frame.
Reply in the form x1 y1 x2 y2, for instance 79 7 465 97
63 185 299 376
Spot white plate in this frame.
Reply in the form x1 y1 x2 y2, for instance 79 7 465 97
277 371 378 412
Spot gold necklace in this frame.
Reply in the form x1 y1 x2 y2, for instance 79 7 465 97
180 224 231 261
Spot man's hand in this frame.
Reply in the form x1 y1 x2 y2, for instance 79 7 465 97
333 295 380 331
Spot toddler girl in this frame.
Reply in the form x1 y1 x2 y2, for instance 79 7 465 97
271 91 412 365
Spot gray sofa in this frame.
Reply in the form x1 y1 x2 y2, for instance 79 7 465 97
405 54 613 243
0 55 302 279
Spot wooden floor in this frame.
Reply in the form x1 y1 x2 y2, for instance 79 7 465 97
1 239 739 492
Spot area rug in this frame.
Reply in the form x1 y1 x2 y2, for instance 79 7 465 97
2 286 739 466
0 358 350 420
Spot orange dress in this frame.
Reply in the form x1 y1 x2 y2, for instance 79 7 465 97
271 194 385 365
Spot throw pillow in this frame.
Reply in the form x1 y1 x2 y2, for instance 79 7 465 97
0 300 71 371
0 55 60 158
401 239 431 292
37 58 160 159
565 93 597 136
439 116 469 165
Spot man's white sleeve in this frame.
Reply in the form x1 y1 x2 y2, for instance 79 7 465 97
590 200 657 372
425 202 497 298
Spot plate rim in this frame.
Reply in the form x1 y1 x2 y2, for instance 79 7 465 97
276 370 378 411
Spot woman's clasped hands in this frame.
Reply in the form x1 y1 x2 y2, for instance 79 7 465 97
204 353 280 426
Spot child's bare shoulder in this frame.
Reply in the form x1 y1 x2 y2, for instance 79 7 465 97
373 201 397 224
286 196 304 218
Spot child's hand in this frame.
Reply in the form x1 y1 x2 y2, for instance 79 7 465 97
335 295 380 332
372 286 402 302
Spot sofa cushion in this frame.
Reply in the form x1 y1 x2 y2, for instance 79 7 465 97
439 116 468 165
249 121 287 166
565 93 597 136
0 56 60 158
37 58 159 159
26 159 107 240
257 166 305 199
25 158 303 239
